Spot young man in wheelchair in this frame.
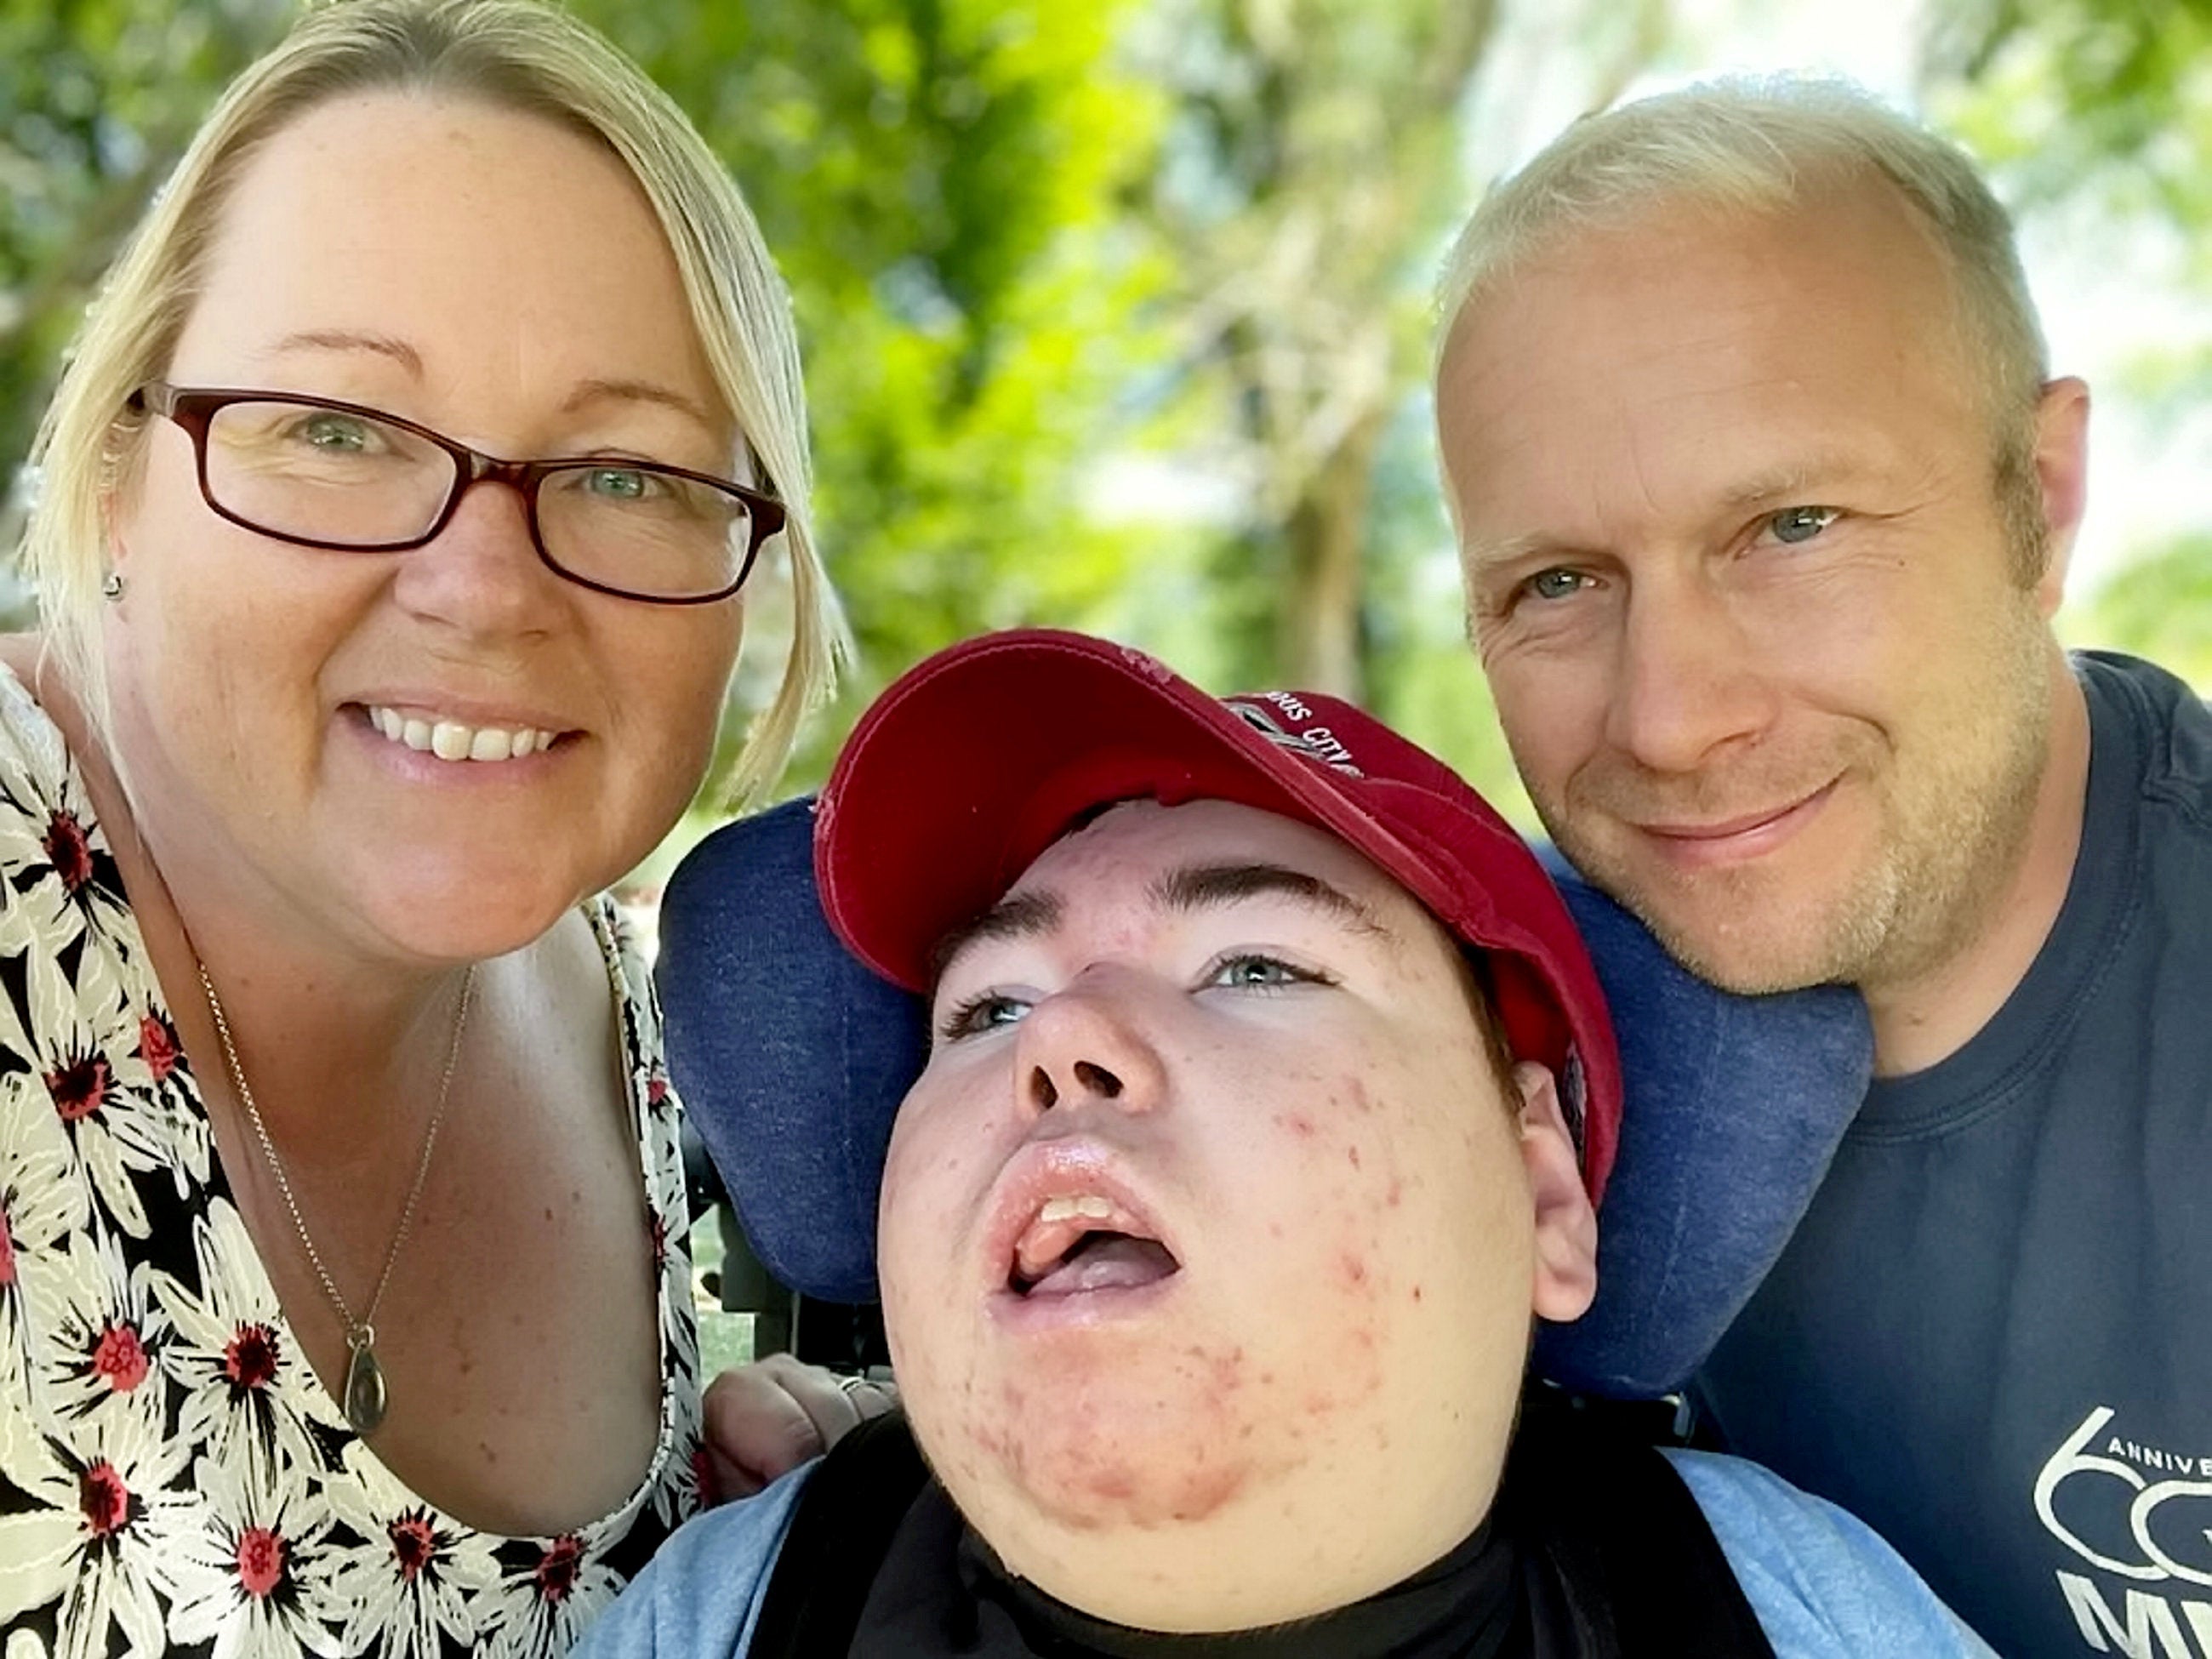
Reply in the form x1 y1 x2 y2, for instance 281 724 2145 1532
584 630 1991 1657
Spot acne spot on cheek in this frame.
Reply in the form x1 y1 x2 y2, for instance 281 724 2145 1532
978 1340 1263 1529
1057 1427 1246 1520
1383 1177 1401 1208
1168 1462 1246 1522
1345 1145 1362 1171
963 1411 1022 1490
1081 1464 1138 1505
1411 1284 1424 1303
1337 1251 1369 1290
1277 1112 1317 1139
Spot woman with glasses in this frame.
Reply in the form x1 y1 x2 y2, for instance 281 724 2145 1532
2 3 846 1653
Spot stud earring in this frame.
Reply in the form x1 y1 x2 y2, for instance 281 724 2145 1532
100 573 123 601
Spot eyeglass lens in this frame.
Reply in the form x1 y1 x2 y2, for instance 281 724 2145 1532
200 399 758 601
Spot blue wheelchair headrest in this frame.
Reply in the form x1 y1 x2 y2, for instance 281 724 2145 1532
658 797 1870 1393
659 797 922 1304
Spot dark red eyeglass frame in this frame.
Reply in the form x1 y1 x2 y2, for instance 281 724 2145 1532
128 381 786 605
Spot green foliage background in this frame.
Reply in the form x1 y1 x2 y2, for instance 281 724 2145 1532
1930 0 2212 685
4 0 2209 852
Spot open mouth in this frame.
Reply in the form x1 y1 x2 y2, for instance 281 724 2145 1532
1008 1193 1181 1300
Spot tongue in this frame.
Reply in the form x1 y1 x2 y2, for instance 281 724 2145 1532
1026 1235 1178 1299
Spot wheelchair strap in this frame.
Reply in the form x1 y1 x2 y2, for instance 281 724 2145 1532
747 1411 929 1654
1509 1392 1776 1657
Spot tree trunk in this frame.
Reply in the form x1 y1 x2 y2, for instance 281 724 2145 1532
1279 401 1387 698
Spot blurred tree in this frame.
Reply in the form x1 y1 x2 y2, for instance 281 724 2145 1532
0 0 286 578
1124 0 1501 703
1924 0 2212 687
1123 0 1668 715
1926 0 2212 218
1 0 1171 787
579 0 1173 786
2066 531 2212 686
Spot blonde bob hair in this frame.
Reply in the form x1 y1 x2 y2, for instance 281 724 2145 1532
21 0 839 802
1436 77 2053 573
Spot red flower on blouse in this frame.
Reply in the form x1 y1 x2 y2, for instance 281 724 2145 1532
224 1323 281 1392
42 809 93 893
138 1014 181 1081
236 1526 287 1599
389 1513 438 1582
79 1462 133 1537
533 1535 584 1603
91 1321 151 1392
45 1055 111 1123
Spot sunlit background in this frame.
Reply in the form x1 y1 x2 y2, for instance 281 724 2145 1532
11 0 2205 1371
6 0 2209 852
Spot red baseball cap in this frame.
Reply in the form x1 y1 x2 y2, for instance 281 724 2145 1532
815 629 1622 1200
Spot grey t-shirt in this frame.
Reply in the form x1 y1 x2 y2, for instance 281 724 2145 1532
1697 651 2212 1659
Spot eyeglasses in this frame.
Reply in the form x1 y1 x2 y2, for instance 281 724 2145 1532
128 383 785 605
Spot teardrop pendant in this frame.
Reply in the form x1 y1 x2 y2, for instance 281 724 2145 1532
343 1331 388 1436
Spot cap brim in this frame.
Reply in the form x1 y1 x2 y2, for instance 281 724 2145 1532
819 632 1450 993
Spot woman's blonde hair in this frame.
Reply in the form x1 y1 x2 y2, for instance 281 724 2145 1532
21 0 840 801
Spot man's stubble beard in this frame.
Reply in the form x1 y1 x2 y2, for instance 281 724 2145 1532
1538 590 2058 1001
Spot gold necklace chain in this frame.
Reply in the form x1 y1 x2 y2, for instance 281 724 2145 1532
196 960 475 1436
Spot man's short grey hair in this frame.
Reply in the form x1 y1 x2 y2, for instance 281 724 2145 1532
1436 77 2050 550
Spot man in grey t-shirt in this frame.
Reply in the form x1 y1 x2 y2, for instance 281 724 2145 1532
1433 78 2212 1657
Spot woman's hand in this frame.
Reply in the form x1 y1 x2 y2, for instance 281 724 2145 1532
700 1354 898 1502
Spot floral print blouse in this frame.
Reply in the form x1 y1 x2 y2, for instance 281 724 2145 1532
0 665 704 1657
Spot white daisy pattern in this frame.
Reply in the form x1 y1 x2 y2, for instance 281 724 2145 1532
152 1200 332 1493
0 665 701 1657
35 1229 170 1448
0 1379 191 1659
472 1528 626 1659
153 1449 345 1658
0 1071 90 1390
323 1440 499 1659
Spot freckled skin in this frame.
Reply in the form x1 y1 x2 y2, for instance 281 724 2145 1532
879 801 1567 1633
